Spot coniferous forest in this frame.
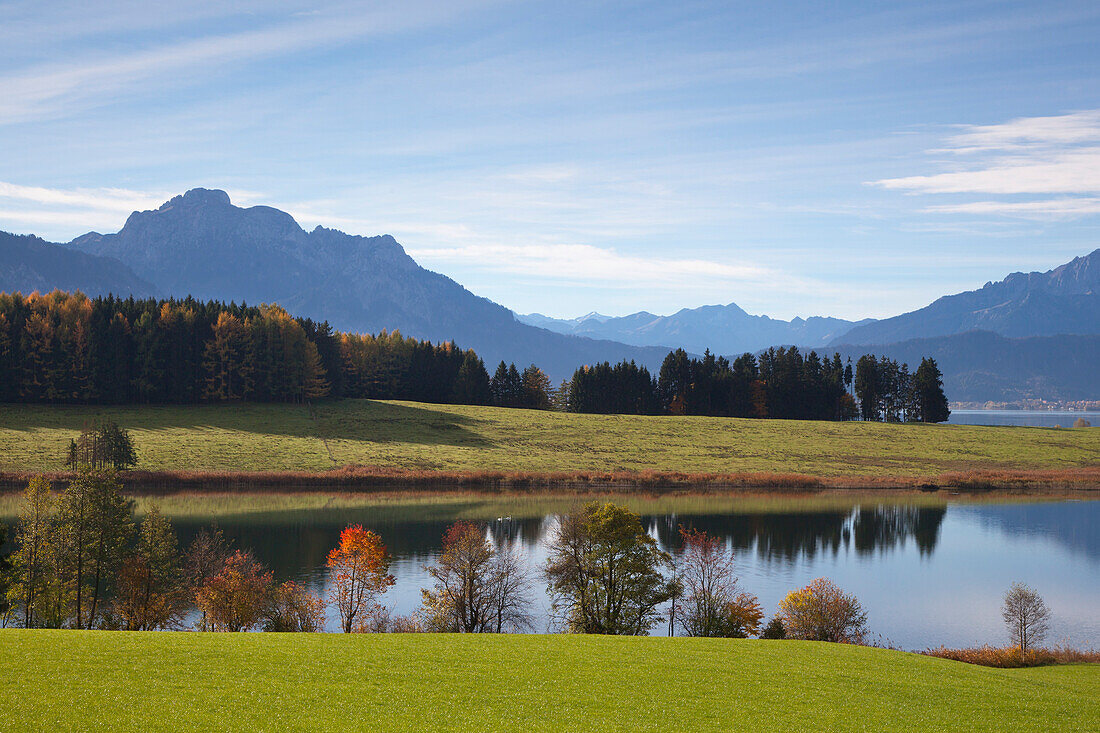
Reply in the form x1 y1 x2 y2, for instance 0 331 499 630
0 291 949 421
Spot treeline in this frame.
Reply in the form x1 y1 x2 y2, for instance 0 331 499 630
0 291 948 421
0 291 503 405
567 348 949 422
854 355 951 423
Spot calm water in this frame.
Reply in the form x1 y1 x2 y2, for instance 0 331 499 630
948 409 1100 427
171 497 1100 650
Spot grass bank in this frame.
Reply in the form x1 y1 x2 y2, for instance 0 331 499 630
0 631 1095 732
0 400 1096 492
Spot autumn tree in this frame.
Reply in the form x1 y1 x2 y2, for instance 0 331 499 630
326 525 395 633
194 550 273 632
113 506 182 630
203 312 253 401
421 522 532 633
265 581 326 632
183 525 234 631
1001 582 1052 653
675 527 762 638
777 577 868 643
545 502 676 635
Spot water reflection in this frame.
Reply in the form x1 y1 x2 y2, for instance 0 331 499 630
126 498 1100 648
646 505 946 562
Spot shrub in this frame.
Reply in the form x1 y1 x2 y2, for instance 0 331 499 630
760 617 786 639
264 581 326 632
1073 417 1091 428
776 577 868 643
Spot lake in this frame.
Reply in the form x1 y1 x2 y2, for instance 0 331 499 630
169 495 1100 650
948 410 1100 427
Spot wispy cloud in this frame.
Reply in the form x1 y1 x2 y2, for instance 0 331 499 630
0 0 501 124
0 181 263 236
872 110 1100 217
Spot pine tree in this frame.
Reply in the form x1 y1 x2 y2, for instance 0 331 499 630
914 357 950 423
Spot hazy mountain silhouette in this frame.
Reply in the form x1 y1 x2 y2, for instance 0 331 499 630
835 249 1100 346
66 189 669 378
521 303 872 354
1 230 155 298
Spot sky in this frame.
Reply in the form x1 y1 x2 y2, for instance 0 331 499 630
1 0 1098 320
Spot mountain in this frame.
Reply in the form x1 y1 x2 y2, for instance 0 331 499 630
521 302 873 355
519 311 612 331
1 230 154 297
65 188 669 379
835 249 1100 346
832 331 1100 402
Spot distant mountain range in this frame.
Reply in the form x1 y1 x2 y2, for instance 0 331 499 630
519 304 874 355
1 187 1097 400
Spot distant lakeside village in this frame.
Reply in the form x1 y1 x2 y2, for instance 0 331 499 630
950 400 1100 412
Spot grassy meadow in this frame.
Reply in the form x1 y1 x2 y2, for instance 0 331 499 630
0 631 1095 732
0 399 1096 483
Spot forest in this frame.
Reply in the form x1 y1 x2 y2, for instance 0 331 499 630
0 291 948 421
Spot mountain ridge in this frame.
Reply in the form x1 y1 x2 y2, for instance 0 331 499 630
834 249 1100 345
63 188 670 379
520 302 874 354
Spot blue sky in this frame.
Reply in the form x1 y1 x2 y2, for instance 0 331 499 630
1 0 1098 320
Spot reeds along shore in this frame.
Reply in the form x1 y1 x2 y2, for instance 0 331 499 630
0 466 1097 495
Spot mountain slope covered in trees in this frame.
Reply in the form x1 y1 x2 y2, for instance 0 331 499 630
65 189 667 379
520 303 871 354
835 249 1100 345
1 231 154 298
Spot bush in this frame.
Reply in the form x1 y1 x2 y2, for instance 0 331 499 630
1073 418 1091 428
760 617 786 639
776 577 868 643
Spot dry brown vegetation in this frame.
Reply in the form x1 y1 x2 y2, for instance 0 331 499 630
1 465 1097 496
924 645 1100 668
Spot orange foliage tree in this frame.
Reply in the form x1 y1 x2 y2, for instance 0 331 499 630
777 577 867 643
326 525 395 633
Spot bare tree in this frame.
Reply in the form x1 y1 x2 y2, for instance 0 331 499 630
421 522 532 633
675 526 762 637
1001 582 1051 653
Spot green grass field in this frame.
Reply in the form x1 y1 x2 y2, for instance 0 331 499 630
0 631 1095 732
0 399 1096 478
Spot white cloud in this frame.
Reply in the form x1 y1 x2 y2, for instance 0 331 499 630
871 110 1100 218
926 198 1100 218
406 241 771 289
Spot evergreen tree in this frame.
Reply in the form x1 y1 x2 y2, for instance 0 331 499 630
452 351 491 405
914 358 950 423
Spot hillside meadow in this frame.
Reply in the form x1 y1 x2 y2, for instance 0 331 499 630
0 400 1096 485
0 631 1095 732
